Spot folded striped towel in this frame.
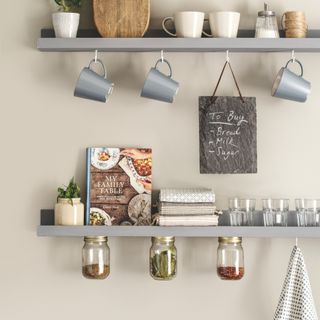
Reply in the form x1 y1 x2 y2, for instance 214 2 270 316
159 202 217 215
159 188 215 203
158 214 219 226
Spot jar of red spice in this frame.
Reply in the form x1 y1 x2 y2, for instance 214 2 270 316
217 237 244 280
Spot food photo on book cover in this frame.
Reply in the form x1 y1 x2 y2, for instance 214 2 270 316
86 147 152 226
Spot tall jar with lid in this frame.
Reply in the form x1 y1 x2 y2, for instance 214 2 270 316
149 237 177 280
82 236 110 280
217 237 244 280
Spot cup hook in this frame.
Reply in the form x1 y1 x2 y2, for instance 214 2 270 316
94 49 98 63
226 50 230 63
160 50 164 63
291 50 296 63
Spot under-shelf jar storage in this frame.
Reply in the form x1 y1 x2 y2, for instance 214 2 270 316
217 237 244 280
82 236 110 280
149 236 177 280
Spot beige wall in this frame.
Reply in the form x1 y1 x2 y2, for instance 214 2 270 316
1 1 320 319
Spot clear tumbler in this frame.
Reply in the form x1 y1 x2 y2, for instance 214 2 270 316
229 198 256 226
295 199 320 227
262 199 289 226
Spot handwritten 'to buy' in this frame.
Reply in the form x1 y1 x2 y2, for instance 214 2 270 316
208 110 248 160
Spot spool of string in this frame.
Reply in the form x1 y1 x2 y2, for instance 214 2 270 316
282 11 307 38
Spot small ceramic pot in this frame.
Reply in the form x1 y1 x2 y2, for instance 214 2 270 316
54 198 84 225
52 12 80 38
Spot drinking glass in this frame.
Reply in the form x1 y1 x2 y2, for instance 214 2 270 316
229 198 242 226
229 198 256 226
295 199 320 227
262 199 289 227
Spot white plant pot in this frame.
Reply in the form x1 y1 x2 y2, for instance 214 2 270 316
52 12 80 38
54 198 84 225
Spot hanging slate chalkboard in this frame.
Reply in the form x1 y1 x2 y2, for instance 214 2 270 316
199 61 257 174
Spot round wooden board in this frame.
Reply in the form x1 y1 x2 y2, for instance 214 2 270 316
93 0 150 38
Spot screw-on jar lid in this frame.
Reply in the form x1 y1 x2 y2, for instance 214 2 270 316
152 236 175 242
84 236 108 242
218 236 242 244
258 3 275 17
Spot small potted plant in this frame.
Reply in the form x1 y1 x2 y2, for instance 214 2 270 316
52 0 82 38
54 177 84 225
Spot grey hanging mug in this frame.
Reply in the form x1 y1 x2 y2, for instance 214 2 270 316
141 59 179 103
74 59 114 103
271 59 311 103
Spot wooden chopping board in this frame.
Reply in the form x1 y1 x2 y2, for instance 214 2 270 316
93 0 150 38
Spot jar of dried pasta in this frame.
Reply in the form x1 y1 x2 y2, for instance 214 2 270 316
82 236 110 280
150 237 177 280
217 237 244 280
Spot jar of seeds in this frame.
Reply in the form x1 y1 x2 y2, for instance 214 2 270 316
217 237 244 280
82 236 110 280
150 236 177 280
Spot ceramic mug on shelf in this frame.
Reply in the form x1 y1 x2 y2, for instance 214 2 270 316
203 11 240 38
141 59 179 103
162 11 205 38
271 59 311 103
74 59 114 103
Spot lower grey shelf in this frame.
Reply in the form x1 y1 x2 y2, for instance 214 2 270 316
38 209 320 238
37 225 320 238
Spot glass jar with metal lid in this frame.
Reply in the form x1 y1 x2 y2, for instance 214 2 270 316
149 236 177 280
82 236 110 280
217 237 244 280
255 3 279 38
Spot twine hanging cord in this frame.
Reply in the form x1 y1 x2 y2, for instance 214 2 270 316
211 61 245 104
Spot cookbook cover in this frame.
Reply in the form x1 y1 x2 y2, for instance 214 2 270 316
86 147 152 226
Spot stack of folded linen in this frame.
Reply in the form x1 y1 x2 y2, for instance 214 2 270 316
157 188 221 226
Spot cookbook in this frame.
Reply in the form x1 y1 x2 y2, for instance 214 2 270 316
86 147 152 226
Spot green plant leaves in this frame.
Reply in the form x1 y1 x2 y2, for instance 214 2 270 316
57 177 81 202
150 251 177 280
54 0 82 12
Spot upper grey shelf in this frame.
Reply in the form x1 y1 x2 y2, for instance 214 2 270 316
37 29 320 53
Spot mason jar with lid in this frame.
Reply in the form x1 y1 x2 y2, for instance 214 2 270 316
149 236 177 280
82 236 110 280
217 237 244 280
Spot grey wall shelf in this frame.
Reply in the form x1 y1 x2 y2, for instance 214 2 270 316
38 210 320 238
37 225 320 238
37 29 320 53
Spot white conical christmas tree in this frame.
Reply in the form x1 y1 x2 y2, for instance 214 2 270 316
274 245 318 320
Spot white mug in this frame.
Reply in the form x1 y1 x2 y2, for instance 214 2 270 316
162 11 205 38
203 11 240 38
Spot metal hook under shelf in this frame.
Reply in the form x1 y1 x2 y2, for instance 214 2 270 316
160 49 164 63
226 50 230 63
291 50 296 63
